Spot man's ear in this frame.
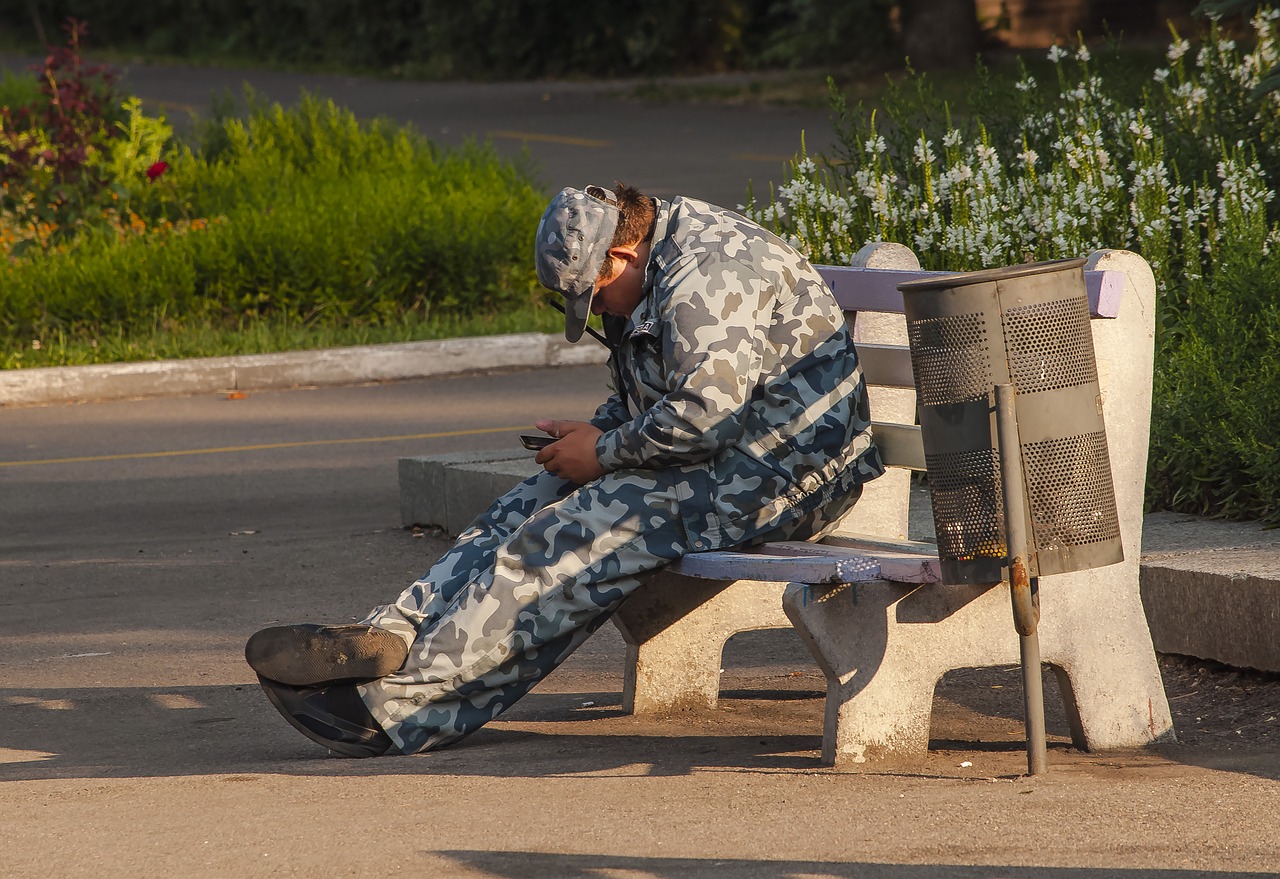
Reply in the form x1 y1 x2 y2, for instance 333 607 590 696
608 244 641 266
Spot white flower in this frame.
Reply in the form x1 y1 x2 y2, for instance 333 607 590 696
913 138 936 165
1047 45 1069 63
1015 76 1036 92
1168 38 1190 63
1017 148 1039 167
1076 44 1092 62
864 135 887 156
943 129 962 148
1154 68 1170 83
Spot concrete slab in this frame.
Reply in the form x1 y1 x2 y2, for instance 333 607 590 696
1141 511 1280 672
444 459 542 534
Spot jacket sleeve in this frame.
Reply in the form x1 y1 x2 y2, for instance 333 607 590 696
589 391 630 432
594 252 770 470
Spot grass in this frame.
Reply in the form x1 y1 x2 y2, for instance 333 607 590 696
3 299 568 369
1 94 552 369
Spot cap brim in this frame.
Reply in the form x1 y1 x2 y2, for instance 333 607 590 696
563 288 596 343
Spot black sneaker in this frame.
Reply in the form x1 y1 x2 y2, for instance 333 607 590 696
245 623 409 687
257 675 396 758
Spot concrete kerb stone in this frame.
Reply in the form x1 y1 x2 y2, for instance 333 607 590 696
1140 512 1280 673
444 458 541 535
0 332 608 407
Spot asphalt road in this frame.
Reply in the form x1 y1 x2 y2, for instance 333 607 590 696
0 365 609 557
0 52 836 208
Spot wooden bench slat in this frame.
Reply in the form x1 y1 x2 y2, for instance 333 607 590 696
854 343 914 388
870 422 925 471
670 539 943 584
672 549 884 583
766 540 943 583
819 266 1124 318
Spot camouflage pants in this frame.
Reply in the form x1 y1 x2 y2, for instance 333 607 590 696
358 467 856 755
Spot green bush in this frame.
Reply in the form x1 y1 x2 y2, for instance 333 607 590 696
750 8 1280 522
1150 245 1280 522
0 94 547 361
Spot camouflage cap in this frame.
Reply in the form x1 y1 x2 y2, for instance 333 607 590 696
535 186 619 342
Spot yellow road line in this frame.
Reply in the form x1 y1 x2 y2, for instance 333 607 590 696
488 129 612 148
0 425 530 469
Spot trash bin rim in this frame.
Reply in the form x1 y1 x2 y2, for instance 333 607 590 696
895 257 1088 294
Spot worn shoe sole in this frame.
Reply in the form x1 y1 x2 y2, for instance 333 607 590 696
245 623 409 686
257 676 393 758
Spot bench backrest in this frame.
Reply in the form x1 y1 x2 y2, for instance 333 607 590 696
812 244 1144 546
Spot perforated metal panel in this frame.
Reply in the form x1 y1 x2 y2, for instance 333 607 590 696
906 313 992 405
925 447 1006 582
1022 431 1121 550
1004 297 1098 394
898 259 1123 584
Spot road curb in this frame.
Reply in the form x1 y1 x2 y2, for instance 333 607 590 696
0 332 610 407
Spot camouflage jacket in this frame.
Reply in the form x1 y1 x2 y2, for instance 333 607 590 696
591 196 883 551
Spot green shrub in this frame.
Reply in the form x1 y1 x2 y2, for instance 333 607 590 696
750 8 1280 522
1150 241 1280 522
0 68 40 106
0 94 547 357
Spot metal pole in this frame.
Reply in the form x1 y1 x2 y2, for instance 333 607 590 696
994 383 1048 776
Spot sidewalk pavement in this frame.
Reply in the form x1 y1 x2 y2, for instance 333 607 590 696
4 338 1280 878
5 333 1278 675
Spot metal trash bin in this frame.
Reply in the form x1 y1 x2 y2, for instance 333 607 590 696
897 258 1123 586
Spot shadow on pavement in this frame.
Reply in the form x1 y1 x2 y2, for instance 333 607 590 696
0 683 834 781
4 680 1278 784
432 850 1279 878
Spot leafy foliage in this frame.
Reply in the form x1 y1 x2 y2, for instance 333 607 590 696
0 94 546 356
0 26 548 370
750 8 1280 522
0 19 137 255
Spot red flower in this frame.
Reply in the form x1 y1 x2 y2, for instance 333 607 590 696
146 161 169 180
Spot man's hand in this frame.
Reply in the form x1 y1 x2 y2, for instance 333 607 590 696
534 419 605 485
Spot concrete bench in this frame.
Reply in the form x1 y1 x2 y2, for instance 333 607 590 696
614 242 1175 767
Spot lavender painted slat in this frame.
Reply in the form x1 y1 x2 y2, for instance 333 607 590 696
672 551 884 583
765 540 943 583
671 542 943 584
817 265 1123 319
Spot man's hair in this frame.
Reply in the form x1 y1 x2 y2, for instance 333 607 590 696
587 183 655 283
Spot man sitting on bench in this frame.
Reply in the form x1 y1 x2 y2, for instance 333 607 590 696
244 183 884 757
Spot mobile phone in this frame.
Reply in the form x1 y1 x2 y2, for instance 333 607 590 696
520 434 555 451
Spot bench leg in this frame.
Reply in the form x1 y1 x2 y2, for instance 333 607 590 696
784 569 1175 768
784 580 944 767
612 571 791 713
1049 654 1176 750
1040 575 1177 751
